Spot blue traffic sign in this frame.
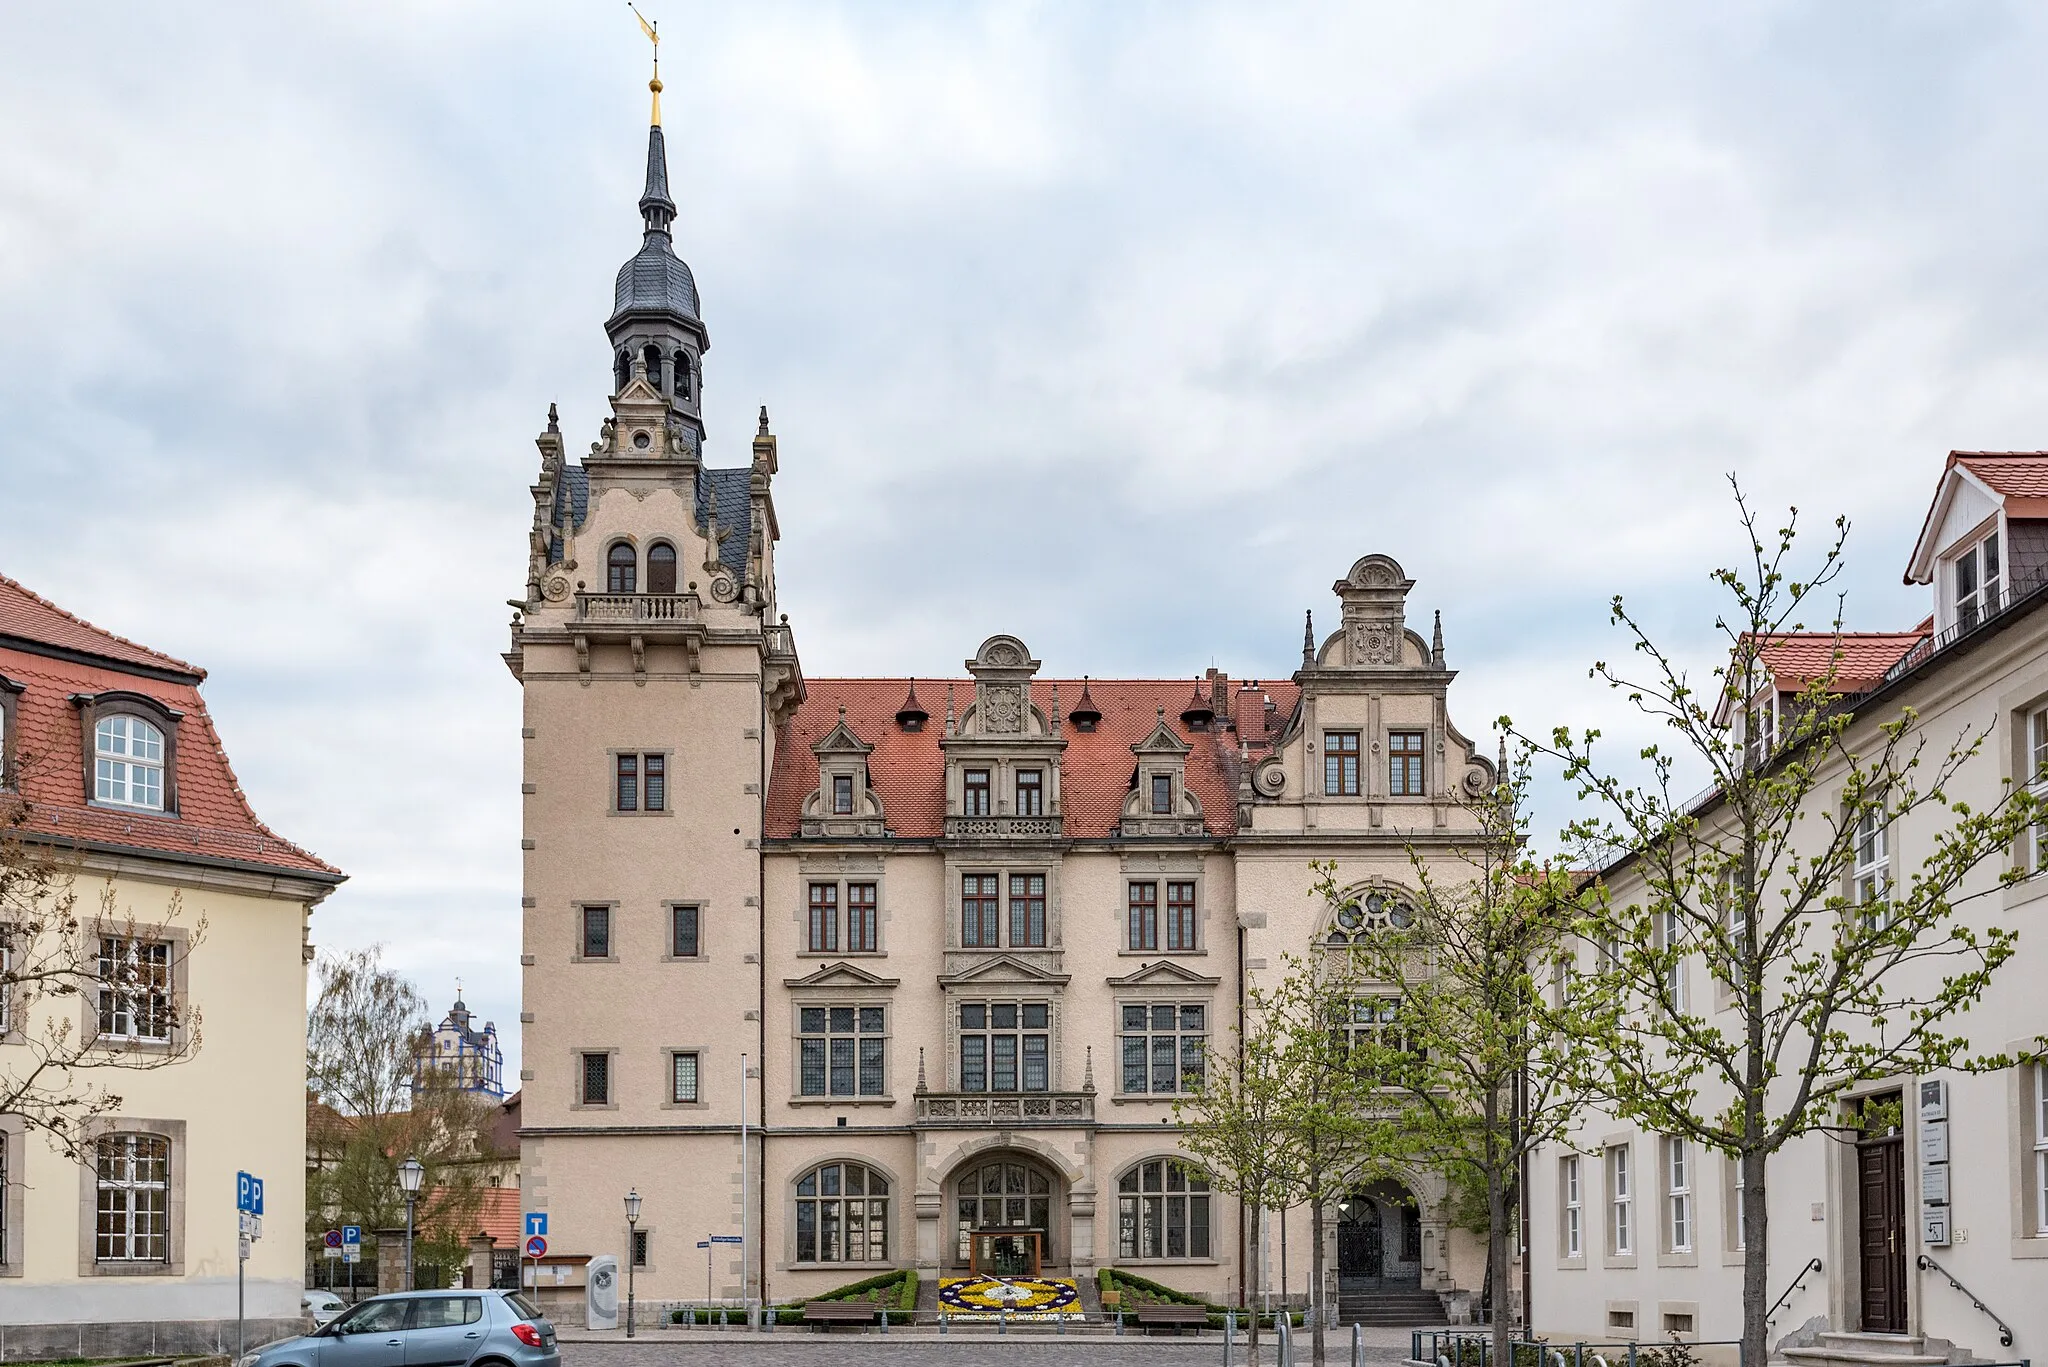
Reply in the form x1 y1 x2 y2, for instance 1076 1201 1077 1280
236 1172 265 1215
695 1240 710 1249
524 1212 548 1238
709 1235 743 1244
342 1225 361 1246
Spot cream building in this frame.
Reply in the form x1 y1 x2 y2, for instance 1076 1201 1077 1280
1528 452 2048 1362
0 574 342 1348
509 95 1509 1322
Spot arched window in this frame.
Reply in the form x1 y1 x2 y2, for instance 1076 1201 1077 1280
95 1133 170 1263
794 1161 889 1263
642 343 662 388
607 543 637 594
1324 888 1416 947
614 349 630 392
673 350 691 399
646 542 678 595
1117 1158 1211 1260
94 715 165 810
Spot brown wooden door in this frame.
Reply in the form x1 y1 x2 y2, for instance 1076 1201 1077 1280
1858 1138 1907 1333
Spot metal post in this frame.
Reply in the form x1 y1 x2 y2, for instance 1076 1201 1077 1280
236 1235 245 1366
1002 1306 1011 1335
1225 1309 1235 1367
404 1195 417 1290
940 1309 949 1335
1278 1311 1293 1367
741 1052 750 1326
626 1213 639 1338
1352 1322 1363 1367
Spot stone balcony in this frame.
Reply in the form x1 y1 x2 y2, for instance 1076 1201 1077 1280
574 591 703 625
913 1091 1094 1127
943 815 1066 841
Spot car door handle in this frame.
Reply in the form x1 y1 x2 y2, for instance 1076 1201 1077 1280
465 1332 482 1339
386 1339 403 1346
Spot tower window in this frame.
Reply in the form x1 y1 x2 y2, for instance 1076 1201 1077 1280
673 350 691 399
615 350 630 392
642 343 662 386
607 543 637 594
647 542 678 594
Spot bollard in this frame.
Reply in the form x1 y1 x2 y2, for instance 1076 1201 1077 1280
940 1309 949 1335
1277 1312 1294 1367
879 1304 888 1335
1224 1309 1235 1367
1352 1321 1364 1367
1002 1306 1011 1335
718 1307 728 1329
1116 1309 1125 1336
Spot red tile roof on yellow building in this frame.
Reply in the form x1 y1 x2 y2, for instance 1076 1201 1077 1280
0 574 341 880
1755 632 1928 695
766 677 1299 840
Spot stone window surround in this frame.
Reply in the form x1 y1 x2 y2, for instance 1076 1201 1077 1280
630 1222 658 1273
1120 855 1208 957
607 748 673 818
794 872 888 958
1720 1152 1746 1267
1110 995 1213 1100
571 1047 619 1110
661 1045 708 1110
83 921 192 1055
778 1153 900 1272
73 691 182 817
1112 1152 1221 1265
574 901 619 963
1601 1135 1637 1269
947 860 1060 952
946 753 1063 818
1656 1135 1698 1267
0 1113 22 1275
1657 1302 1701 1341
1556 1152 1586 1269
942 988 1067 1096
1604 1302 1640 1333
0 919 20 1047
1998 673 2048 908
76 1116 187 1277
665 901 707 962
787 996 894 1107
2010 1051 2048 1257
1304 722 1441 803
0 673 21 790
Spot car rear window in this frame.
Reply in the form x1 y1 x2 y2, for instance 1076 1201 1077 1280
503 1292 544 1320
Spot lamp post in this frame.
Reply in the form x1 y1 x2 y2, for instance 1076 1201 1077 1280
397 1157 425 1290
625 1188 642 1337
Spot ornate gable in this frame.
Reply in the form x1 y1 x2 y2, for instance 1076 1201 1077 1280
801 706 884 837
783 962 901 991
1105 959 1222 990
937 954 1073 990
1119 707 1205 837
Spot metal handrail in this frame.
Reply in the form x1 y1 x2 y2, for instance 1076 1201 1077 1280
1918 1252 2015 1348
1766 1256 1822 1324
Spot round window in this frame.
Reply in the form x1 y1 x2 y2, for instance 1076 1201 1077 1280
632 430 652 450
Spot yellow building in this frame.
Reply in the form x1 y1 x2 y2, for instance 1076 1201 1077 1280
0 574 342 1349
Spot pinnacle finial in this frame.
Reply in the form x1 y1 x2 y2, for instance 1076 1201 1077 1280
1302 609 1315 665
758 405 771 437
547 402 559 432
631 5 662 126
1431 609 1445 667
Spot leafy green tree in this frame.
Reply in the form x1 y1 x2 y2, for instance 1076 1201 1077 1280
1520 489 2042 1367
306 946 500 1286
1317 753 1592 1367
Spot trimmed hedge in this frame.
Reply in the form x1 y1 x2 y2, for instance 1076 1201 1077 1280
667 1268 920 1325
1097 1268 1302 1329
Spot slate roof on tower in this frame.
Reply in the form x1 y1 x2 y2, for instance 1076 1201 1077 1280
765 677 1300 840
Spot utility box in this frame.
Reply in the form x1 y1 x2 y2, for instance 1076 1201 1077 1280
587 1254 619 1330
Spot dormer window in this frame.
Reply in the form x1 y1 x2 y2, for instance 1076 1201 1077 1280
95 715 165 811
1953 530 2002 630
1743 688 1777 770
963 769 991 817
1150 774 1172 814
832 774 854 815
1016 769 1044 817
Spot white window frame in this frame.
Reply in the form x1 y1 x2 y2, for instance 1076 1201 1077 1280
96 937 171 1042
95 1133 170 1263
2029 708 2048 875
1562 1155 1583 1258
1952 528 2003 630
1654 911 1688 1014
93 715 165 811
2035 1061 2048 1236
1610 1145 1633 1255
1730 1154 1746 1251
1665 1137 1692 1253
1853 808 1891 928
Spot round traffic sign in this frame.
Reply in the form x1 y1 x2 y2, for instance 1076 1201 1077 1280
324 1229 343 1249
525 1234 548 1259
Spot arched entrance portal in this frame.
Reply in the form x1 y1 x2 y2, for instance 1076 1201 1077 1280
1337 1179 1422 1288
952 1156 1061 1275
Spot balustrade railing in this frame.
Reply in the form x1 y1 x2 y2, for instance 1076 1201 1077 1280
575 592 701 624
914 1091 1093 1126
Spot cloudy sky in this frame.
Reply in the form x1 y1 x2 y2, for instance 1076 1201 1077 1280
7 3 2048 1078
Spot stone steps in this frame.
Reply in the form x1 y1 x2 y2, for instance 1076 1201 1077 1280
1338 1290 1450 1326
1781 1332 1948 1367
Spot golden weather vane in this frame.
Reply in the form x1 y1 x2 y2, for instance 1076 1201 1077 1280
628 4 662 126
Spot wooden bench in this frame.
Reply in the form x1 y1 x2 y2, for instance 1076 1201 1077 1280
1133 1304 1210 1335
801 1299 884 1330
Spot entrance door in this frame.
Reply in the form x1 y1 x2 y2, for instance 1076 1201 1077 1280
973 1231 1042 1276
1337 1204 1385 1282
1858 1136 1907 1333
955 1160 1054 1267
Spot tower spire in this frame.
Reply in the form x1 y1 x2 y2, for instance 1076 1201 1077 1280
631 5 663 127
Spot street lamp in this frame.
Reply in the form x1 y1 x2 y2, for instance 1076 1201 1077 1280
397 1157 425 1290
624 1188 642 1337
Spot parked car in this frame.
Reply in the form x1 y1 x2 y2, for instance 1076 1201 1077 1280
301 1290 346 1326
242 1289 558 1367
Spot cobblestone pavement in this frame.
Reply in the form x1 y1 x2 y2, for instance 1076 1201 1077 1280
562 1325 1417 1367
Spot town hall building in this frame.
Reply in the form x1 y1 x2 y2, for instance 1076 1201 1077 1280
506 76 1506 1320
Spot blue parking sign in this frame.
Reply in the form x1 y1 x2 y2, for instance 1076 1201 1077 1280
236 1171 265 1214
342 1225 361 1246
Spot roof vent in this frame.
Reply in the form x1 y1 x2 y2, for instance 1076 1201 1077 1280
1180 677 1215 731
895 680 929 732
1069 677 1102 732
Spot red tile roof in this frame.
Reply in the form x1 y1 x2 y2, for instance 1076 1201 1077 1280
766 678 1300 840
0 579 340 880
0 575 203 677
1950 451 2048 507
474 1186 523 1246
1755 632 1927 694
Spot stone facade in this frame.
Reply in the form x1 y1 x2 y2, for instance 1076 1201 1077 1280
510 109 1505 1313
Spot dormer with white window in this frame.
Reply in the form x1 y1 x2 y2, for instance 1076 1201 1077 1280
800 708 884 838
1907 452 2048 636
1121 708 1206 838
